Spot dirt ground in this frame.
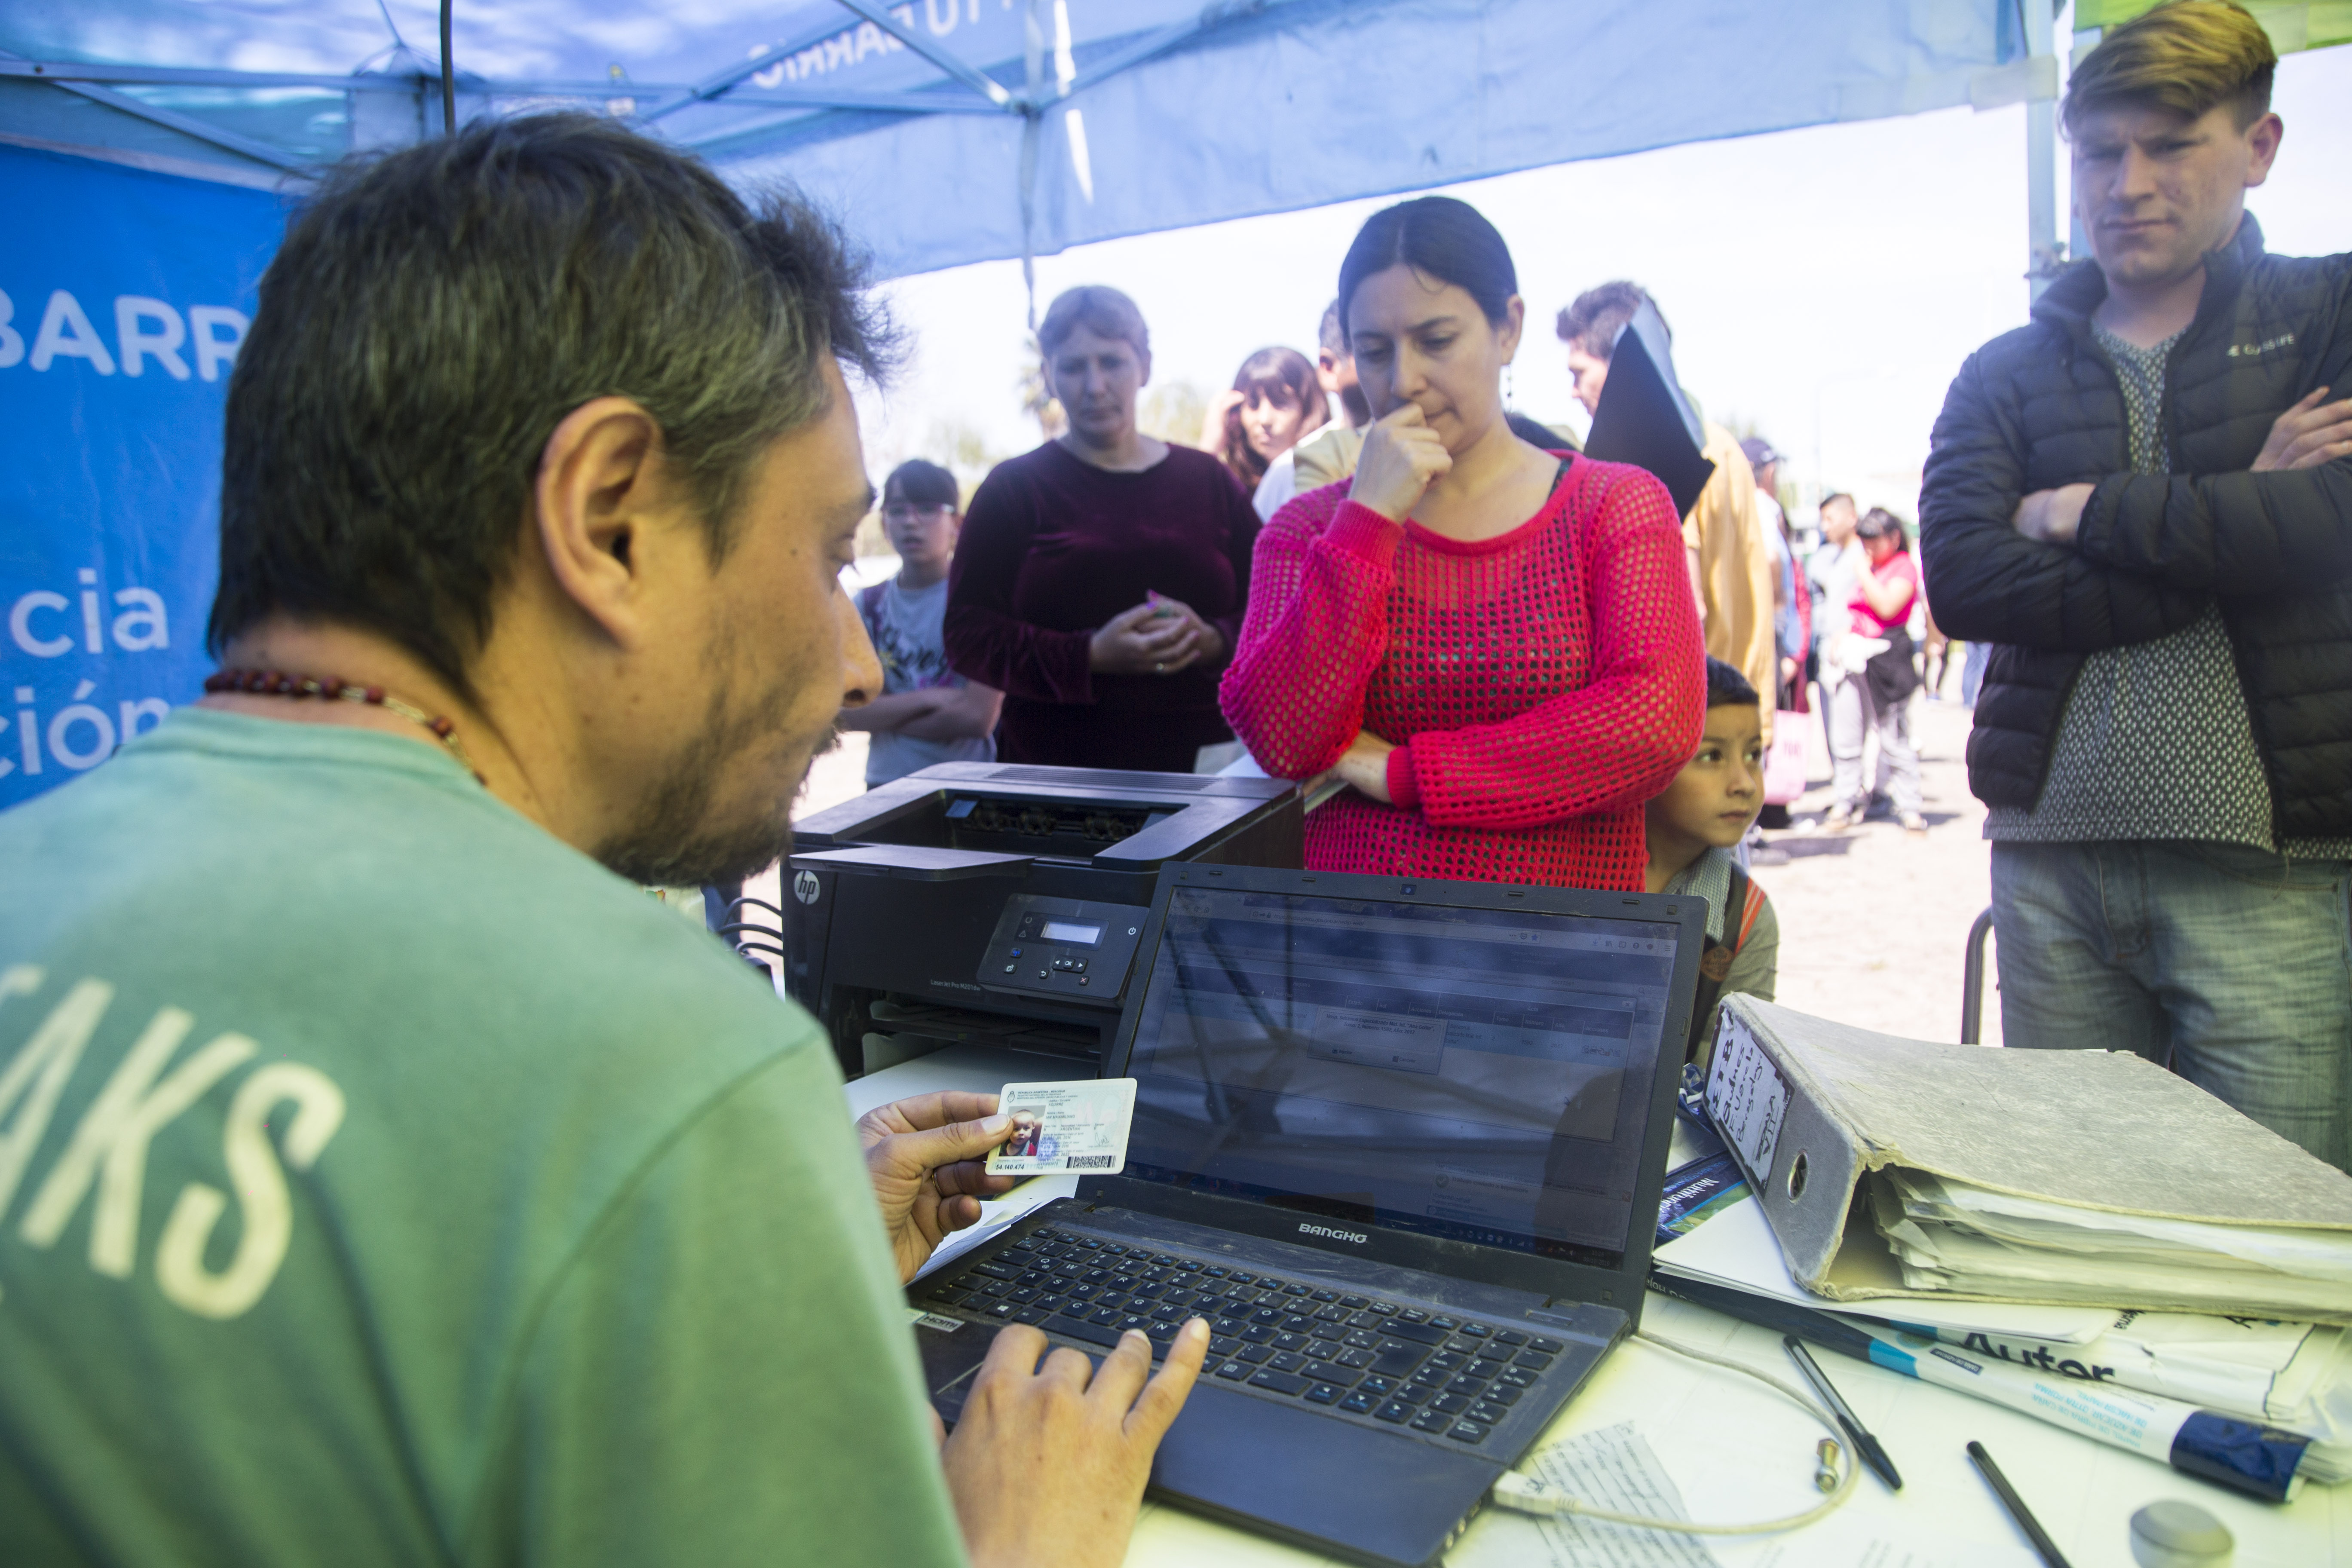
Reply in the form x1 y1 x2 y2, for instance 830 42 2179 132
792 694 2003 1047
1753 693 2002 1046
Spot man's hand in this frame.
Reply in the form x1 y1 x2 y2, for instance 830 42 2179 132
943 1320 1210 1568
2252 387 2352 472
855 1092 1017 1285
2012 483 2094 545
1348 403 1452 521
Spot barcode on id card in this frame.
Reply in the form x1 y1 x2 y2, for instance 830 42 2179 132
1066 1155 1114 1170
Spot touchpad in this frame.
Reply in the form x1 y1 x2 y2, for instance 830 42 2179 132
1151 1381 1502 1565
913 1313 995 1421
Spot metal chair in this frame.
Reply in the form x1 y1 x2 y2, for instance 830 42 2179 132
1959 905 1995 1044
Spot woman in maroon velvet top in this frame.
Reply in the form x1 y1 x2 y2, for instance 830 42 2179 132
945 286 1259 772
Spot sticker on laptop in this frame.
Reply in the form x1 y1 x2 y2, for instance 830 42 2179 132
985 1079 1137 1176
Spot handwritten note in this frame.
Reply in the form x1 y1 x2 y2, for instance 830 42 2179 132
1704 1014 1787 1188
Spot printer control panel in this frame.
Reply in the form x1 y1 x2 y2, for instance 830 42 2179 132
978 895 1151 1002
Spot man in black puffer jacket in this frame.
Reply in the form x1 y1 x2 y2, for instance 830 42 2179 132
1920 0 2352 1171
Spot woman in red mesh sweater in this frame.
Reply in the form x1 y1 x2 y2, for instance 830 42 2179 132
1220 197 1704 889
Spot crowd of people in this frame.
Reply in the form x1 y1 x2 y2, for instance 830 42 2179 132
849 0 2350 1182
1 4 2345 1568
853 209 1958 1035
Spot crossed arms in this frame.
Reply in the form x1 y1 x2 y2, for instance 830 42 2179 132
1920 359 2352 653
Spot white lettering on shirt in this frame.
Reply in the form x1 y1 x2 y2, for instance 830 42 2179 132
156 1062 345 1319
19 1010 254 1276
0 971 347 1317
0 971 104 1221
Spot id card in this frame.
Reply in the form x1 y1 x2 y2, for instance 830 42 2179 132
986 1079 1137 1176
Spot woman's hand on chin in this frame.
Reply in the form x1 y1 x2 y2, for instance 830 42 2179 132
1347 405 1452 522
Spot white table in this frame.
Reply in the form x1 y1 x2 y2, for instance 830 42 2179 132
851 1046 2348 1567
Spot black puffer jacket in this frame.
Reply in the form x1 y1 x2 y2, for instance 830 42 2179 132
1920 216 2352 839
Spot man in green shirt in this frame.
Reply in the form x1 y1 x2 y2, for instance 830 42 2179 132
0 115 1205 1566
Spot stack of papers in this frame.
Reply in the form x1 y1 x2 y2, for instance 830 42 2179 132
1651 1172 2352 1480
1871 1168 2352 1322
1653 1177 2116 1343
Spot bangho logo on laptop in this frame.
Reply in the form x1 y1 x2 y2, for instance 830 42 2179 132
1297 1222 1368 1244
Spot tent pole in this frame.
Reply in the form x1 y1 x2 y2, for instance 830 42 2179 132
439 0 456 135
0 49 309 172
1019 0 1047 331
2068 26 2100 267
2025 0 2060 302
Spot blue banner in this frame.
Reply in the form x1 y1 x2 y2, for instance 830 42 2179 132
0 144 288 810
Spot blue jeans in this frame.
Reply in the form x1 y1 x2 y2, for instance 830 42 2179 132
1991 841 2352 1171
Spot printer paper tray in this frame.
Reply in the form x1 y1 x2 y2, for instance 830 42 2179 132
792 846 1034 880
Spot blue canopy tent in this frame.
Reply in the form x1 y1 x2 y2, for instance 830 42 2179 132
1 0 2072 809
4 0 2067 280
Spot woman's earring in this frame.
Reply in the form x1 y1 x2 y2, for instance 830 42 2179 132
1505 362 1516 408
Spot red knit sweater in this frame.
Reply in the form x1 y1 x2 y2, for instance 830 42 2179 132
1219 456 1704 890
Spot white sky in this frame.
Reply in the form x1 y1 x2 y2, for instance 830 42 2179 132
852 40 2352 522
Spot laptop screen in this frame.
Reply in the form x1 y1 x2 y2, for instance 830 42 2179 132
1121 886 1679 1269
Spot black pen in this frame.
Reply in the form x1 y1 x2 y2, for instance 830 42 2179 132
1783 1335 1902 1490
1968 1440 2072 1568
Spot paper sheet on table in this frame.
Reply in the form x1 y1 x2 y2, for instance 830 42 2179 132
1652 1189 2113 1343
1449 1421 1721 1568
912 1174 1078 1282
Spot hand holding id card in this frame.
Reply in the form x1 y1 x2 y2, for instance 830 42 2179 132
985 1079 1137 1176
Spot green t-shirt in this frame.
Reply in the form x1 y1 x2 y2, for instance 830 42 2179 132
0 710 967 1567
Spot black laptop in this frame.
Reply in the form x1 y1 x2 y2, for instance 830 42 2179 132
908 864 1705 1567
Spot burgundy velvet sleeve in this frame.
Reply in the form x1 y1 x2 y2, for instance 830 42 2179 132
1218 492 1402 779
943 467 1096 706
1397 468 1705 830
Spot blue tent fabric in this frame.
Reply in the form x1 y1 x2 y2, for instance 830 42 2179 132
0 143 285 810
3 1 2037 279
718 0 2033 279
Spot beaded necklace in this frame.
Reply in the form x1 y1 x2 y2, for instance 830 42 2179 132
205 669 487 786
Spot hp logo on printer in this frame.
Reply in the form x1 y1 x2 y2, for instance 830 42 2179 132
1297 1222 1367 1245
792 870 821 905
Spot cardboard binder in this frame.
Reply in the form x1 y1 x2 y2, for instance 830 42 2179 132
1701 995 2352 1324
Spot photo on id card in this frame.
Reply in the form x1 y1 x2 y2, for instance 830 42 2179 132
986 1079 1137 1176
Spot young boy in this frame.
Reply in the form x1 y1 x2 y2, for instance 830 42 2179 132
838 459 1004 787
1646 657 1779 1065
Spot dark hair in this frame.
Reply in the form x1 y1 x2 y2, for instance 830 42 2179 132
1555 280 1663 362
885 459 959 510
1857 507 1911 552
1704 656 1759 710
1819 491 1856 513
208 114 894 698
1317 299 1347 358
1219 346 1328 491
1037 285 1149 361
2064 0 2275 134
1335 197 1519 342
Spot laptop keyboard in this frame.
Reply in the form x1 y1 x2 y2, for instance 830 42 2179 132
914 1224 1570 1447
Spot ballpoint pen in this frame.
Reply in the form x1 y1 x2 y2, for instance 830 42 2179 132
1968 1440 2072 1568
1784 1335 1903 1490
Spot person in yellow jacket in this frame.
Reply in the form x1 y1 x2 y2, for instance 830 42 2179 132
1558 282 1776 747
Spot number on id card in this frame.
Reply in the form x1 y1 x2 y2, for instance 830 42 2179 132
985 1079 1137 1176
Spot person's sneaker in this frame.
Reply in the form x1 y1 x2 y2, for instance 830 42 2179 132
1900 811 1928 836
1823 803 1855 833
